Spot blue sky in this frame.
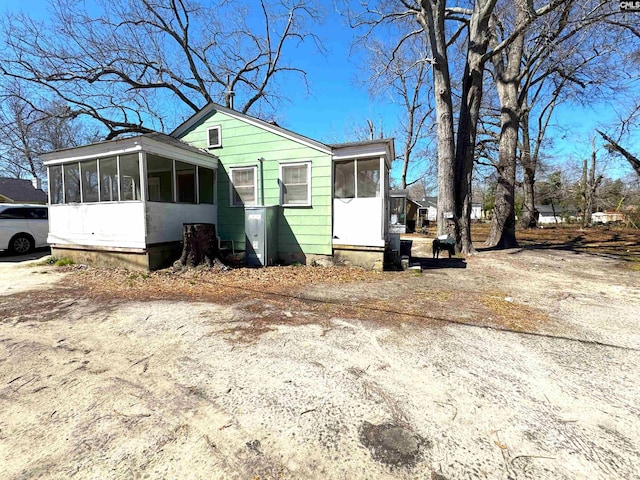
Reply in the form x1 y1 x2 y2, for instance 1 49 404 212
1 0 396 140
3 0 638 182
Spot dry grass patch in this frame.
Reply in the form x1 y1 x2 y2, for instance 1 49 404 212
58 263 384 304
478 291 550 332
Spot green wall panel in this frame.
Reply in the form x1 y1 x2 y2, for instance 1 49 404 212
178 108 333 257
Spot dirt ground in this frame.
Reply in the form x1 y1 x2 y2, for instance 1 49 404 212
1 226 639 479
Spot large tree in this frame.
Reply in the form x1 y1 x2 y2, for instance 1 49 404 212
0 0 323 139
0 81 92 179
361 36 435 189
350 0 568 253
483 0 636 246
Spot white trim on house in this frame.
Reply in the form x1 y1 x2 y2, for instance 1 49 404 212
207 125 222 148
279 161 312 207
229 166 258 207
171 102 333 155
330 139 395 169
42 135 218 169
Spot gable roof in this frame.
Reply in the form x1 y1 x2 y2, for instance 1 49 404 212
0 177 48 203
170 102 333 155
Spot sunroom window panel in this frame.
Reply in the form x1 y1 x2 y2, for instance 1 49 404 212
334 160 355 198
49 166 63 204
198 167 215 204
176 161 196 203
119 154 140 201
390 197 406 225
147 154 174 202
99 157 118 202
63 163 81 203
81 160 99 203
357 158 380 198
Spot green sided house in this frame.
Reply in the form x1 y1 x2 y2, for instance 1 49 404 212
42 103 395 270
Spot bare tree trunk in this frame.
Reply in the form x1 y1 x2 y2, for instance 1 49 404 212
418 4 456 237
454 0 496 254
581 137 602 227
401 149 411 189
585 148 596 225
485 3 527 249
485 92 520 248
580 157 588 228
519 110 537 228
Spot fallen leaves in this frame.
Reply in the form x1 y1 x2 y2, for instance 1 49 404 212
59 263 385 305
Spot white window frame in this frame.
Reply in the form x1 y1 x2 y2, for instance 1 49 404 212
207 125 222 148
229 166 257 207
279 161 311 207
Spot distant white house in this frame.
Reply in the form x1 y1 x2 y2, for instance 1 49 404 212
417 197 483 226
470 203 482 221
536 204 565 224
592 211 625 224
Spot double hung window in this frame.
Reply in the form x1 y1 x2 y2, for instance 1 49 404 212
280 162 311 206
230 167 257 206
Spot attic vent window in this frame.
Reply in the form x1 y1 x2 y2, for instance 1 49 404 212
207 126 222 148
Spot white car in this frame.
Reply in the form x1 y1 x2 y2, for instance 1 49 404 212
0 204 49 254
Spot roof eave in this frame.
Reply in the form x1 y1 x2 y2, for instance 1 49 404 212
42 135 218 166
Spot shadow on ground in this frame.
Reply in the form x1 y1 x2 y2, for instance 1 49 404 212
413 256 467 270
0 248 50 263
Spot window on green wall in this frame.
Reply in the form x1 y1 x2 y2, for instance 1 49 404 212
198 166 215 204
147 154 174 202
280 162 311 206
230 166 257 206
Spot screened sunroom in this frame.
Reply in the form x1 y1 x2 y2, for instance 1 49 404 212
331 139 393 249
42 133 218 270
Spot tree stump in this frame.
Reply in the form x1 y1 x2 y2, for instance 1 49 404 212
174 223 219 268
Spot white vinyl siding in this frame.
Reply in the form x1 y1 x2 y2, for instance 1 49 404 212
280 162 311 206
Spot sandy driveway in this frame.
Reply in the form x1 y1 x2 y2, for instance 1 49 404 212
0 242 639 479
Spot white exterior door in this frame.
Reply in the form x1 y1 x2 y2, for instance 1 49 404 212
332 157 386 247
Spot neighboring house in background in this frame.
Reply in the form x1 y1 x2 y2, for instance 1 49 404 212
389 189 422 234
470 203 483 221
536 204 566 224
591 211 625 224
415 197 482 229
0 177 47 204
419 196 438 225
42 103 394 270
